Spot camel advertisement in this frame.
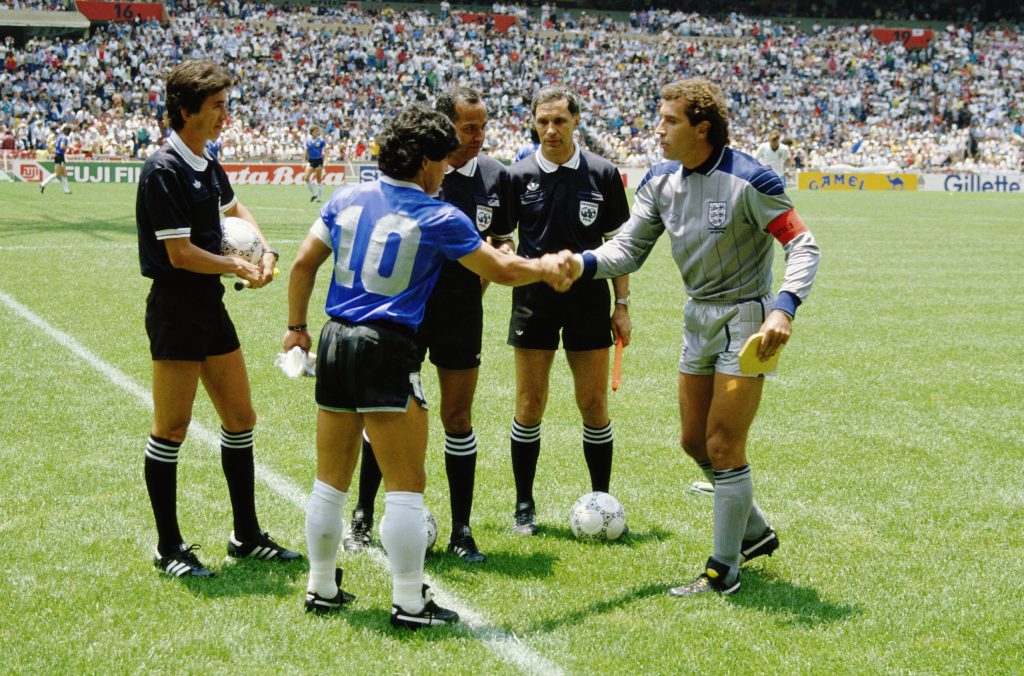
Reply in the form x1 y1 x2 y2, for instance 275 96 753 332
798 172 918 191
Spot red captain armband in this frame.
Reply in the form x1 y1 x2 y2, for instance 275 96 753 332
765 209 808 245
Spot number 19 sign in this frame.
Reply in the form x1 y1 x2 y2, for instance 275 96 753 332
76 1 166 22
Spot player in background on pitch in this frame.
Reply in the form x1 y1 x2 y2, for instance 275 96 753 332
284 104 574 628
505 85 632 536
567 78 819 596
754 130 791 186
136 60 298 578
344 87 514 564
39 125 72 195
303 125 327 202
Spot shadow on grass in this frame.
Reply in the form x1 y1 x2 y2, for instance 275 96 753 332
523 583 670 634
179 558 306 599
304 606 468 640
0 213 135 240
425 548 560 579
530 523 674 546
726 569 862 627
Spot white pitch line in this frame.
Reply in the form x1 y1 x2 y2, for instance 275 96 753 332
0 239 306 252
0 288 563 676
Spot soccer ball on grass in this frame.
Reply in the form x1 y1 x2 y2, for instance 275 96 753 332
423 507 437 551
569 491 627 541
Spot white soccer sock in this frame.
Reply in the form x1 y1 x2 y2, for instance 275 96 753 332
61 177 69 192
317 183 323 198
305 478 346 597
380 491 426 612
41 174 56 187
306 179 315 195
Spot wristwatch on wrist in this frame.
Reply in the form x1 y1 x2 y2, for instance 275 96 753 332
264 248 280 262
615 296 630 308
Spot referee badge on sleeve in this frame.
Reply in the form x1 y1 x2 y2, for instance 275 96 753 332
579 200 599 226
475 206 493 232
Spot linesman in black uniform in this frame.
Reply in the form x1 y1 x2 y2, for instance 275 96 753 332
506 85 632 534
345 87 514 563
136 60 300 577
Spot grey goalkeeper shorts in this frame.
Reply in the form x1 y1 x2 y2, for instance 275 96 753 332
678 294 775 377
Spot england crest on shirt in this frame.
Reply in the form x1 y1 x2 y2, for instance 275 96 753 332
475 205 493 232
707 201 728 231
579 200 599 226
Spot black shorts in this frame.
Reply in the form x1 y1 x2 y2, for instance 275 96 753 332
308 158 324 169
54 154 66 165
145 282 239 361
508 278 612 351
316 317 427 412
416 275 483 370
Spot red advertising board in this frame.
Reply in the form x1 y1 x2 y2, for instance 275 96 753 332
871 28 934 48
220 163 347 186
457 13 517 33
76 1 165 22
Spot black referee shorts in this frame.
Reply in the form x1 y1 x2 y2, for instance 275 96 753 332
508 278 613 351
416 276 484 370
308 158 324 169
316 317 427 413
145 282 240 361
54 154 66 165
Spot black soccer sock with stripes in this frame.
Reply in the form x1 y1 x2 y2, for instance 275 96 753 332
583 422 613 493
220 427 261 543
356 432 383 522
444 429 477 528
510 419 541 504
145 434 183 556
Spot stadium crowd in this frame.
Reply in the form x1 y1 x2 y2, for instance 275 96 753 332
1 1 1022 172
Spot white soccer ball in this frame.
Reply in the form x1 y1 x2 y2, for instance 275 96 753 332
221 216 263 264
569 491 627 541
423 507 438 551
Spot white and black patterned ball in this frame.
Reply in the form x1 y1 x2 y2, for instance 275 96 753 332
569 491 626 541
423 507 438 550
221 216 263 264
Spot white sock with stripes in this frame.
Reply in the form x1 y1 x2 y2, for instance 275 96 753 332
380 491 426 612
306 479 346 597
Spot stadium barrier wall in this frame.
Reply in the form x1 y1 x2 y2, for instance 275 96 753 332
799 171 918 191
918 172 1022 193
1 157 643 188
2 157 368 185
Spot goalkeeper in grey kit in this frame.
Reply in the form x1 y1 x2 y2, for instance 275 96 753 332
568 78 820 596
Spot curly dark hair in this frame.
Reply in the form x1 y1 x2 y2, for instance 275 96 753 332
435 87 482 122
377 104 460 180
660 78 730 150
162 60 233 132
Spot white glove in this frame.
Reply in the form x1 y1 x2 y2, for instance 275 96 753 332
274 346 316 379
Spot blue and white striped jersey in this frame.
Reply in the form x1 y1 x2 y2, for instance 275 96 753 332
306 137 326 161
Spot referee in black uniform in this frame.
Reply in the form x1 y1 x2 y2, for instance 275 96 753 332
136 60 299 577
345 87 514 563
507 85 632 535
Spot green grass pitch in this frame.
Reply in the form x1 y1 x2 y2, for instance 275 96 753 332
0 181 1021 673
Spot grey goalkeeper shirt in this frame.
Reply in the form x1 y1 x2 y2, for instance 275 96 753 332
580 147 819 311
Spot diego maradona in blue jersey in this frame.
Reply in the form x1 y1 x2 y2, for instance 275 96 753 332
284 104 573 629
